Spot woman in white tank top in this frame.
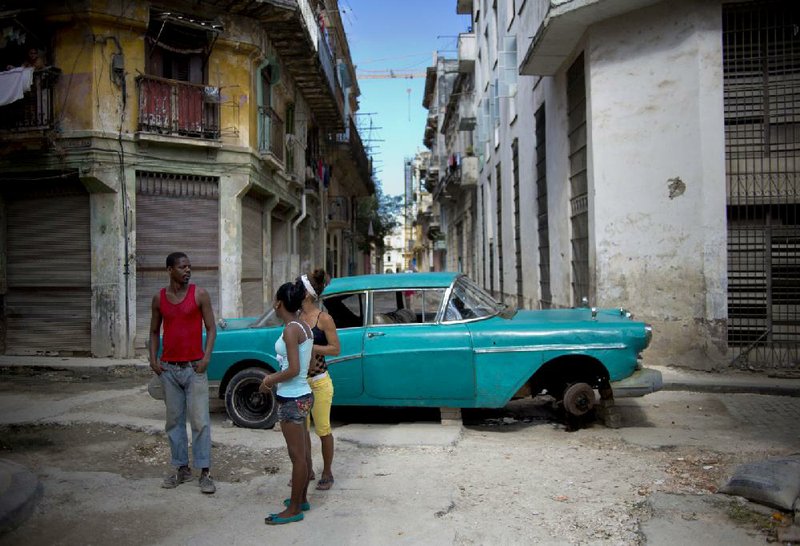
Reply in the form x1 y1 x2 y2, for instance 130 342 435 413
259 279 314 525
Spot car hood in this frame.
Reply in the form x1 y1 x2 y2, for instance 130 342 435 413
469 307 650 353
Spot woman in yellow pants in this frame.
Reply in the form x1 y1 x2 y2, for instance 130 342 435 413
299 269 339 490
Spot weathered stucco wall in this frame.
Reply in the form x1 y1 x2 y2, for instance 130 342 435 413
587 0 727 368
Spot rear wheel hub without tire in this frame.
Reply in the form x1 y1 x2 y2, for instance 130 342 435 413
563 382 596 417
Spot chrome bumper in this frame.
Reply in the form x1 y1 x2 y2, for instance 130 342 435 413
610 368 663 398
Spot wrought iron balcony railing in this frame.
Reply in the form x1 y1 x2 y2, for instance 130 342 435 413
0 68 60 130
327 195 350 227
258 106 284 163
136 74 220 139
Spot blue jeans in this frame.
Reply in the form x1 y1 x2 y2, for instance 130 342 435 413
161 363 211 469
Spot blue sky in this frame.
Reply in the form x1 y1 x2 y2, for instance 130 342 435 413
342 1 470 197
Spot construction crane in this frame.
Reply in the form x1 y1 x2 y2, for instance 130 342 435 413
357 71 426 80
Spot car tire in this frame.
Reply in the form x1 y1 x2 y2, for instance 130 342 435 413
224 367 278 429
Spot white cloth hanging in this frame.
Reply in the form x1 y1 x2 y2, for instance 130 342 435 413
0 66 33 107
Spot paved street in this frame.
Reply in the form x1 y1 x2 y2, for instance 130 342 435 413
0 365 798 545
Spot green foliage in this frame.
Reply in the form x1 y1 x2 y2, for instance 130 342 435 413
355 184 402 254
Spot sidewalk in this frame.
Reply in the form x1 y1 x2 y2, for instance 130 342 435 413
651 364 800 397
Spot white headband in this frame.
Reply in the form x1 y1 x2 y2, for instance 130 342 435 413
300 274 317 299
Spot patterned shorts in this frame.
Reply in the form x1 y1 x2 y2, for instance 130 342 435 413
276 393 314 424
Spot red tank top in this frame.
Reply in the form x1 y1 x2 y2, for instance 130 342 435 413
160 284 204 362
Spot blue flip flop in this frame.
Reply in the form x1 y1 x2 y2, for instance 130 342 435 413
283 498 311 511
265 512 304 525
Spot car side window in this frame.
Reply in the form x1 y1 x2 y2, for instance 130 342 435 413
372 289 445 325
415 289 445 323
321 292 365 329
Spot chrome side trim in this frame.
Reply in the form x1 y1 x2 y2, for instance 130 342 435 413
474 343 627 354
326 354 362 365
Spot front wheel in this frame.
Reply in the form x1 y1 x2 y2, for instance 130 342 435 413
224 368 278 429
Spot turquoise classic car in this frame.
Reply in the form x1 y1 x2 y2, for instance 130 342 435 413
206 272 661 429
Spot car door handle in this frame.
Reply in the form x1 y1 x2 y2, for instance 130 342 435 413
367 331 385 338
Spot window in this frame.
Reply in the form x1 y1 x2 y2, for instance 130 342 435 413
495 163 504 302
372 289 445 324
499 35 518 123
535 104 551 308
512 139 522 307
322 292 365 329
145 11 214 83
506 0 516 29
567 53 589 306
445 276 501 321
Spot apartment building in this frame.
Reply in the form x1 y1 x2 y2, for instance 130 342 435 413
421 0 798 370
0 0 373 357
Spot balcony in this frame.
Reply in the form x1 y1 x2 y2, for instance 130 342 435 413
458 33 476 73
258 106 284 166
326 117 374 195
458 95 476 131
136 75 220 140
248 0 345 128
519 0 661 76
0 68 60 131
327 195 350 229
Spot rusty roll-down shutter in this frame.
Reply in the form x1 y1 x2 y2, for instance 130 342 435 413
242 195 265 317
5 182 91 354
134 172 219 350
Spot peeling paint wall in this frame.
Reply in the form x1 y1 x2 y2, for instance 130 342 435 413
587 0 728 367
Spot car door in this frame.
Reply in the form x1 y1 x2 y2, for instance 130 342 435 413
321 291 366 402
362 288 476 402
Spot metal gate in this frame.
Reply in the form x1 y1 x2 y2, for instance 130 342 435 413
723 1 799 368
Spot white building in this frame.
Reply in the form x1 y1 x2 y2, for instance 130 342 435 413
419 0 798 370
383 222 406 273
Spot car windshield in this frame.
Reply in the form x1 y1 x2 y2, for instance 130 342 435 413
248 308 282 328
444 276 502 321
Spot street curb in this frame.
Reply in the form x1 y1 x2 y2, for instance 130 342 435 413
663 382 800 397
0 460 42 536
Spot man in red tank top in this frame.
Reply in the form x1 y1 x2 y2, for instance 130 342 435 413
149 252 217 494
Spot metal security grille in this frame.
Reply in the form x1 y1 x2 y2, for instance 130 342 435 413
496 163 504 302
535 105 552 308
512 139 523 307
724 1 799 368
567 53 590 306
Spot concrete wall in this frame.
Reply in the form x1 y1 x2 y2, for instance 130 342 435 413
587 0 727 366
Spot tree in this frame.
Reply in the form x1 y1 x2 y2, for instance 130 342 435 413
355 183 402 255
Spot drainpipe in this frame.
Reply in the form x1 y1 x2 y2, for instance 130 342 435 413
291 192 307 256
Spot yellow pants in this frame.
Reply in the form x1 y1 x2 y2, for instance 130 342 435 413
307 373 334 437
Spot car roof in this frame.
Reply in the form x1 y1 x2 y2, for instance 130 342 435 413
323 271 460 296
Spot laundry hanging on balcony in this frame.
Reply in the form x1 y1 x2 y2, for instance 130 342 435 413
0 66 33 106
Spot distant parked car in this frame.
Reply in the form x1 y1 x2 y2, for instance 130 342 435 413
182 272 661 429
